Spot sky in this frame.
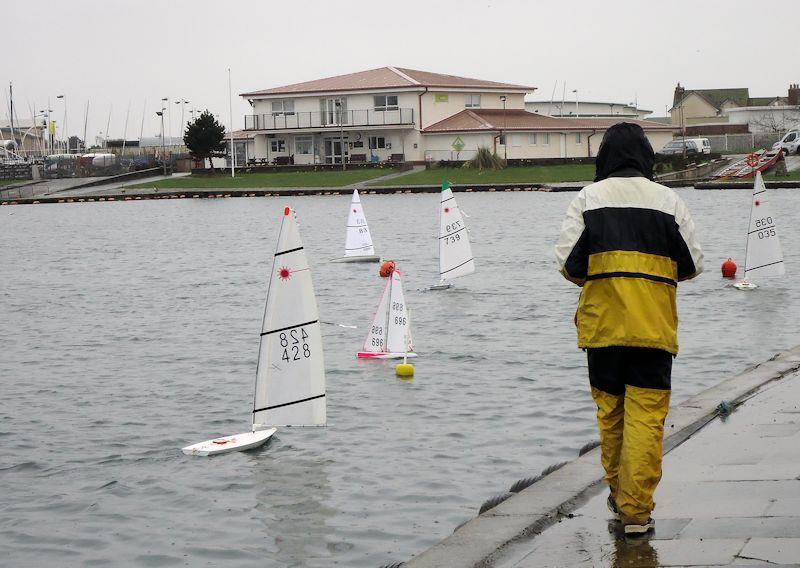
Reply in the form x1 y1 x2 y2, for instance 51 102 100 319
4 0 799 143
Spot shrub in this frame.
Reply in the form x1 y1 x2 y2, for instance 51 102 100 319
463 146 506 171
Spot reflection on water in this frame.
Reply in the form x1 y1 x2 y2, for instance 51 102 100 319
1 188 800 566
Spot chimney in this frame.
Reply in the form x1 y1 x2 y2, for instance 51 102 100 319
789 83 800 106
673 82 685 107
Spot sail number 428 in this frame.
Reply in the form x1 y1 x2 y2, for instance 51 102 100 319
280 328 311 362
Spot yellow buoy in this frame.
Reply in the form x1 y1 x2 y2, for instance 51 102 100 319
395 363 414 378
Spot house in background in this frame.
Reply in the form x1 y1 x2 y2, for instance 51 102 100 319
670 83 800 134
240 67 674 164
241 66 533 165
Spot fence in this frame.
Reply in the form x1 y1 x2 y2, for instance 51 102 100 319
705 132 785 153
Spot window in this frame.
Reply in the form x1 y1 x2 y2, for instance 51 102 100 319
295 136 312 155
529 133 537 145
270 139 286 152
575 133 582 144
465 94 481 108
368 136 386 149
785 133 797 142
498 134 506 145
373 95 399 111
271 99 295 116
542 133 550 146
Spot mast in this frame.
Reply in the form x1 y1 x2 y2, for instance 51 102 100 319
9 82 15 150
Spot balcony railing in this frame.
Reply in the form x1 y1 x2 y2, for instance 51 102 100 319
244 108 415 131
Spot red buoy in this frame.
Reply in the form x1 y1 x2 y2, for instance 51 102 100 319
379 260 396 278
721 258 737 278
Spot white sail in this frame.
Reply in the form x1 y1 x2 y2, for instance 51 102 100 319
344 189 376 258
386 270 413 354
439 183 475 283
744 172 784 279
253 207 326 428
361 275 392 354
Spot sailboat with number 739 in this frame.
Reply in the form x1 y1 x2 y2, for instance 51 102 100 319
182 207 326 456
734 171 785 290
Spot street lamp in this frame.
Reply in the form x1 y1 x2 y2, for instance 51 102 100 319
500 95 507 160
156 109 167 175
57 94 68 152
175 99 189 135
161 97 170 145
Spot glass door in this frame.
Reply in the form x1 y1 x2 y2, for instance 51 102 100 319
323 98 347 126
324 137 348 164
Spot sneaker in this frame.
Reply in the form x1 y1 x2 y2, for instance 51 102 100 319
624 518 655 535
606 495 620 521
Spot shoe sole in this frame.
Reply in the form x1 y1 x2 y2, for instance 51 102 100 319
624 521 654 535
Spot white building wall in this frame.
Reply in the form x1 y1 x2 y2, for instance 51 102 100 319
421 92 525 129
724 106 800 133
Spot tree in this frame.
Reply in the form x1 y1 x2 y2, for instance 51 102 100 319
184 110 226 170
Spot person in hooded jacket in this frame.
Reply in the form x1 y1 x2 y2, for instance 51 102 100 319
555 123 703 535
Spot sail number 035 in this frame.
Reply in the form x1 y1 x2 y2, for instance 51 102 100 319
755 217 775 239
279 327 311 362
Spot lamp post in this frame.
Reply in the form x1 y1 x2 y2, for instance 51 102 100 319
56 94 67 152
572 89 579 117
156 109 167 175
500 95 507 160
161 97 170 145
175 99 189 136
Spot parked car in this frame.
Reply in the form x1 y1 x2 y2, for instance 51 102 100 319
772 130 800 155
659 139 704 156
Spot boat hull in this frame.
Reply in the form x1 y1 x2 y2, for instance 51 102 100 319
331 255 381 263
357 351 418 359
181 428 277 456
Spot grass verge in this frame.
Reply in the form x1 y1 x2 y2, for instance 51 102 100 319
368 165 595 186
128 169 399 189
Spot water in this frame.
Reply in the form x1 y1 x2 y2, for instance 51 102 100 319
2 188 799 567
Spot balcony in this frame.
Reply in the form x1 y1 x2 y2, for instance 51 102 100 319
244 108 415 131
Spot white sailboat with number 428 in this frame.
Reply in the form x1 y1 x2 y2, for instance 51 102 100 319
734 171 785 290
331 189 380 263
357 268 417 359
431 181 475 290
182 207 326 456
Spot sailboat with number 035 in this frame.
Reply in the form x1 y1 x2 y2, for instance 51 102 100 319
331 189 380 263
182 207 326 456
431 181 475 290
357 268 417 359
734 171 785 290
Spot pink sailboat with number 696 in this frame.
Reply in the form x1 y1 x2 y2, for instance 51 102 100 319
357 267 417 359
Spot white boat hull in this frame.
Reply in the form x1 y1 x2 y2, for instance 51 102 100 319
428 283 452 291
733 281 758 290
330 255 381 263
181 428 277 456
357 351 418 360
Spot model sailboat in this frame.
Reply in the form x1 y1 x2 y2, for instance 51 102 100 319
331 189 380 262
432 181 475 289
734 171 785 290
182 207 326 456
357 268 417 359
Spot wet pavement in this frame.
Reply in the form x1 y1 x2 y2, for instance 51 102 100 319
495 370 800 567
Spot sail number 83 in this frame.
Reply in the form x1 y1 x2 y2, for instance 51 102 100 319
279 328 311 362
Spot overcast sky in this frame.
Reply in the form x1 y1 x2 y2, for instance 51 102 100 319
5 0 798 142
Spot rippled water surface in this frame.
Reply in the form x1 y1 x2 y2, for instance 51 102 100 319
2 188 800 567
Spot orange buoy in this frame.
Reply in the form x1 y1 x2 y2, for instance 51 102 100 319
379 260 396 278
721 258 737 278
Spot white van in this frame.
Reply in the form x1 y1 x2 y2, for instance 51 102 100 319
686 138 711 154
773 130 800 155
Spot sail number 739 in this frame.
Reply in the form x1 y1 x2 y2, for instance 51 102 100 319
279 327 311 362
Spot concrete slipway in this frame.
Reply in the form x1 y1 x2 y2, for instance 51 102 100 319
406 346 800 567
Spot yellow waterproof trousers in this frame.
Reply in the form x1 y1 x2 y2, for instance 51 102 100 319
592 386 670 524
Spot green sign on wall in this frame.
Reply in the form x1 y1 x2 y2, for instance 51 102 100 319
435 93 449 103
451 137 465 152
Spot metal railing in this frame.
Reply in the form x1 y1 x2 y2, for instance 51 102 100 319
244 108 415 130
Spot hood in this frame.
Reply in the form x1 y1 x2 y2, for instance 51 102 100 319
594 122 655 182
